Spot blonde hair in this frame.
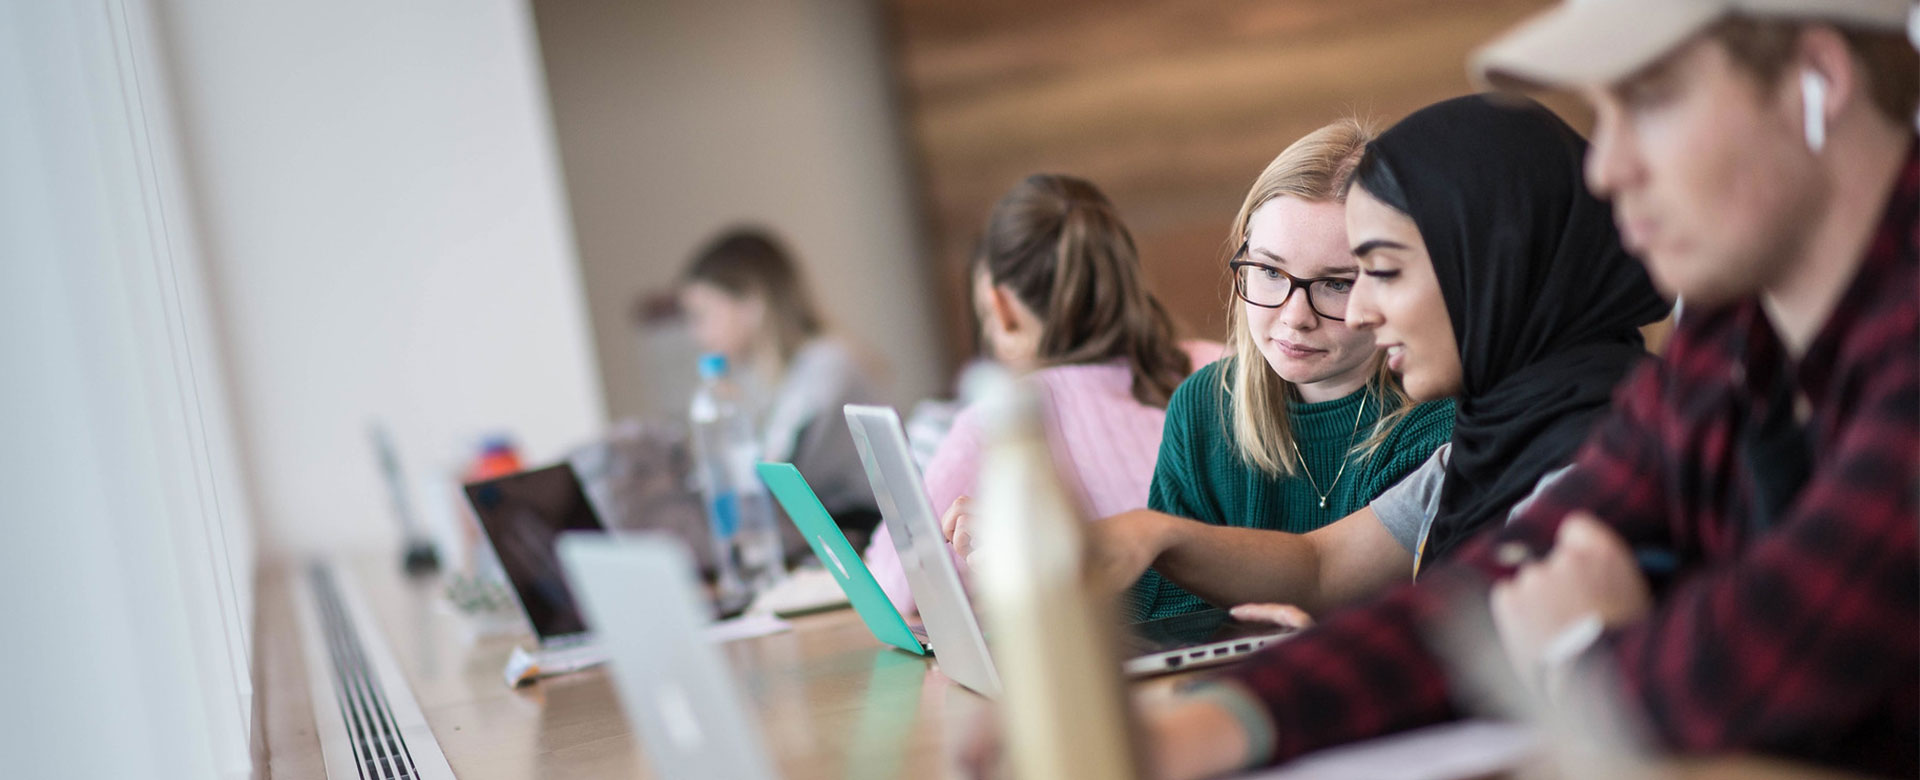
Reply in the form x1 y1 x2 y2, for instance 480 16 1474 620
1222 118 1418 476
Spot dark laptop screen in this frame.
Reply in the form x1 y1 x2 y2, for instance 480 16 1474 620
465 463 604 640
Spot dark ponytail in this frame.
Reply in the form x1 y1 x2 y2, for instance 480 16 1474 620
979 174 1189 407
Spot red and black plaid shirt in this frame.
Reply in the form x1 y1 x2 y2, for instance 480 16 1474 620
1221 149 1919 776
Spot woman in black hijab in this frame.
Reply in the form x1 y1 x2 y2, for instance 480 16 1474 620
1344 93 1671 569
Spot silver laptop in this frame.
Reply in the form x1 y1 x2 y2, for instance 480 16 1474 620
843 405 1003 697
558 533 779 780
843 404 1295 697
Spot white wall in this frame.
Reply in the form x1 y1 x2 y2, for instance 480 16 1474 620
532 0 946 421
158 0 608 554
2 1 255 776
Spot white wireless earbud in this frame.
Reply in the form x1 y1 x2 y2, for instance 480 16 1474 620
1910 4 1919 131
1800 68 1827 153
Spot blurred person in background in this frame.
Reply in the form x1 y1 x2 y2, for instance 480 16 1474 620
679 228 886 545
1110 3 1918 778
863 173 1219 616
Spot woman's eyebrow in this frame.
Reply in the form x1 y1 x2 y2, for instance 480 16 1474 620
1253 247 1355 277
1351 239 1408 258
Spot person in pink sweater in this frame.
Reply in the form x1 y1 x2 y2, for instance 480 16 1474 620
863 173 1219 615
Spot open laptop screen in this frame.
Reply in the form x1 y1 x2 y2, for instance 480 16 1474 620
465 463 605 641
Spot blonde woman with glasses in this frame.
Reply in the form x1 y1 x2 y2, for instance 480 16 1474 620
1111 120 1454 621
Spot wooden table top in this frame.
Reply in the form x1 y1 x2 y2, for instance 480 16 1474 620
259 556 998 780
256 556 1875 780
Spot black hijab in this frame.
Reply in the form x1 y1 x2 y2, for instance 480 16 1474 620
1352 94 1669 566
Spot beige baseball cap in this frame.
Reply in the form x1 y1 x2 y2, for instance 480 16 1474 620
1473 0 1915 91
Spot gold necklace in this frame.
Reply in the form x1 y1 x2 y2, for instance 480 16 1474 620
1288 391 1369 509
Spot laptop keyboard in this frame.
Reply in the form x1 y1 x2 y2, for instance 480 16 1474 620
1123 609 1231 653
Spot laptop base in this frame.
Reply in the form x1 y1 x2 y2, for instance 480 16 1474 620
1120 608 1298 676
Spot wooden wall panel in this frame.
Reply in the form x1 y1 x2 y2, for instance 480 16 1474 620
881 0 1574 368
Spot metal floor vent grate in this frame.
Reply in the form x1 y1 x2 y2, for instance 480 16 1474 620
310 565 421 779
294 561 455 780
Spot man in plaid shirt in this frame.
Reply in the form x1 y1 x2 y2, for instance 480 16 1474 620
1133 2 1920 778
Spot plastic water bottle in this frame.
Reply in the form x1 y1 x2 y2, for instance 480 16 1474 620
689 353 785 606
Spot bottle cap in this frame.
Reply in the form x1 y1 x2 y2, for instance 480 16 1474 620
698 353 729 380
479 433 517 456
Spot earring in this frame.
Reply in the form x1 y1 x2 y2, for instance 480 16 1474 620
1800 68 1827 153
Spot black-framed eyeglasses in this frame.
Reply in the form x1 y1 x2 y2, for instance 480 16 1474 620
1229 243 1354 321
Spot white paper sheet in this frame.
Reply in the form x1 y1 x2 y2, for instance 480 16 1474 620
705 611 793 644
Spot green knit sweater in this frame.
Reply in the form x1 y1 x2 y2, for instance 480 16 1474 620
1124 359 1455 621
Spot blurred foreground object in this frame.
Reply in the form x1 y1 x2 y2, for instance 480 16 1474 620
974 370 1141 780
1426 581 1651 780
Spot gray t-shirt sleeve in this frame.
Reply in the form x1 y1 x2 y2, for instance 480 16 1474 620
1373 443 1450 554
1507 462 1575 522
1372 445 1578 556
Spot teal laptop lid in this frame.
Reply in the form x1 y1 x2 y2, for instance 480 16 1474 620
756 462 928 656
